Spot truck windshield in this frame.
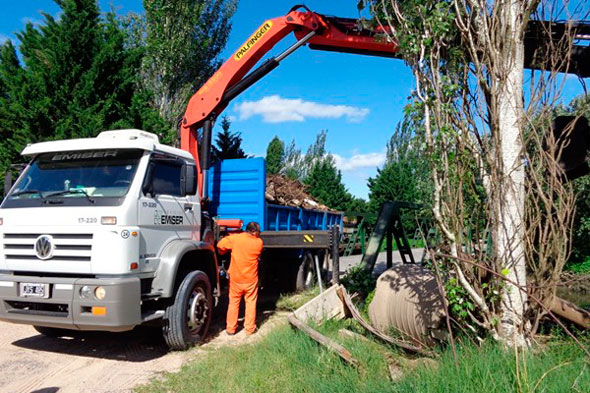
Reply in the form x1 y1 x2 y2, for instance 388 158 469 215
3 149 144 208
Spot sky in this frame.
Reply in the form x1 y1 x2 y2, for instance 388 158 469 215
0 1 588 199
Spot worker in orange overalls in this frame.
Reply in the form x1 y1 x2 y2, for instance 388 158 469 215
217 221 264 335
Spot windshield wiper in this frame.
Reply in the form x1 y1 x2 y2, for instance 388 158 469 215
45 189 95 204
10 190 46 201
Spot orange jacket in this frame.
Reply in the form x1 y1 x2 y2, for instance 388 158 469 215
217 232 263 283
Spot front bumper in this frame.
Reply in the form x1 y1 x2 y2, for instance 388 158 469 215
0 274 141 332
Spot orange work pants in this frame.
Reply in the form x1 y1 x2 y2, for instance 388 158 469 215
226 279 258 334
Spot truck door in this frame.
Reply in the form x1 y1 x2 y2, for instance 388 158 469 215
138 154 199 272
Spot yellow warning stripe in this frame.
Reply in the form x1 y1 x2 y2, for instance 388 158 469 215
303 235 314 243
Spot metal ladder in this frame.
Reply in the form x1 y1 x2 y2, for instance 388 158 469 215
343 216 366 256
360 201 422 273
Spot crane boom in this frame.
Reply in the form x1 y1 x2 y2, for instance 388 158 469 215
180 6 399 198
181 5 590 199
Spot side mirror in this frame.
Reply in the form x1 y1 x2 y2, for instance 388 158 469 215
142 161 155 196
184 164 198 196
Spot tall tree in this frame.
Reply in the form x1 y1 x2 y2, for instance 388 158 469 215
0 0 159 193
368 117 432 231
283 130 329 180
283 139 304 180
304 155 352 211
211 116 247 161
364 0 585 346
141 0 237 143
266 136 285 175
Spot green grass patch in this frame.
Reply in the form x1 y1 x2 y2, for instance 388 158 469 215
275 287 320 311
377 238 425 253
396 339 590 393
137 316 590 393
136 321 395 393
566 256 590 274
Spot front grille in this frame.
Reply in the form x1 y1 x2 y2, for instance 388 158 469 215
13 271 95 279
5 300 69 317
3 233 93 263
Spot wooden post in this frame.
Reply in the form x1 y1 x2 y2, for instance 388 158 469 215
288 314 358 367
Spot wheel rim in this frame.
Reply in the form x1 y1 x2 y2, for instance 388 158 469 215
187 286 209 335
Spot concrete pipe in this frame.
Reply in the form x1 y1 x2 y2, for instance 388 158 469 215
368 264 446 346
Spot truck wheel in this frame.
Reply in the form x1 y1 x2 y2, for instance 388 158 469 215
295 251 317 292
163 270 212 350
33 325 69 338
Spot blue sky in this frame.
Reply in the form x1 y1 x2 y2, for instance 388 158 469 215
0 1 587 199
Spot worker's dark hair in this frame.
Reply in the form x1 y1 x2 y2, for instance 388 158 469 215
246 221 260 234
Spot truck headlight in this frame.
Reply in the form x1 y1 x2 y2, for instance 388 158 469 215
94 286 106 300
80 285 91 299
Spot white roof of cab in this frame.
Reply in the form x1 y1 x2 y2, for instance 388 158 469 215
21 129 194 160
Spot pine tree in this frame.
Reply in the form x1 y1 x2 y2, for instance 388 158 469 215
266 136 285 175
212 116 247 162
304 156 352 211
0 0 162 193
346 197 369 214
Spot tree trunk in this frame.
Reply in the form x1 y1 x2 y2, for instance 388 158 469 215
491 0 528 347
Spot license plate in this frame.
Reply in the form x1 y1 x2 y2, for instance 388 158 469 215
19 283 49 298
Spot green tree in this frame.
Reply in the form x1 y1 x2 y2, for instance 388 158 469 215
304 156 352 211
283 130 328 180
266 136 285 175
0 0 160 193
283 139 304 180
212 116 247 162
346 197 369 214
367 117 432 230
303 129 327 175
141 0 237 143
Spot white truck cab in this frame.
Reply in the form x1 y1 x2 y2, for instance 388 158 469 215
0 130 218 350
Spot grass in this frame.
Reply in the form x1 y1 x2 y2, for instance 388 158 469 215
377 238 425 253
136 315 590 393
566 256 590 274
275 287 320 311
396 339 590 393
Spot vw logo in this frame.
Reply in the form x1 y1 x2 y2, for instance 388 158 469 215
35 235 54 260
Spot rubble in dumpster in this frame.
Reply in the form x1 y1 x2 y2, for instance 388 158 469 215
265 174 333 211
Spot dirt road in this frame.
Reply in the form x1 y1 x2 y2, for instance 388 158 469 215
0 305 287 393
0 250 418 393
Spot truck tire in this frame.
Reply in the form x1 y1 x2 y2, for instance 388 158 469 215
295 251 317 292
163 270 212 350
33 325 70 338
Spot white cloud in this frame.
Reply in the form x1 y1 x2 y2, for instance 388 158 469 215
333 152 386 171
234 95 369 123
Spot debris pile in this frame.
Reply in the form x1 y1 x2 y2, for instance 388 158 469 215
265 174 332 211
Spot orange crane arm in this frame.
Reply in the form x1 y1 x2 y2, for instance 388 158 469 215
180 5 590 200
179 5 400 198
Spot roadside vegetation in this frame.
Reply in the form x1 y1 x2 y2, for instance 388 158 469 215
137 316 590 393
